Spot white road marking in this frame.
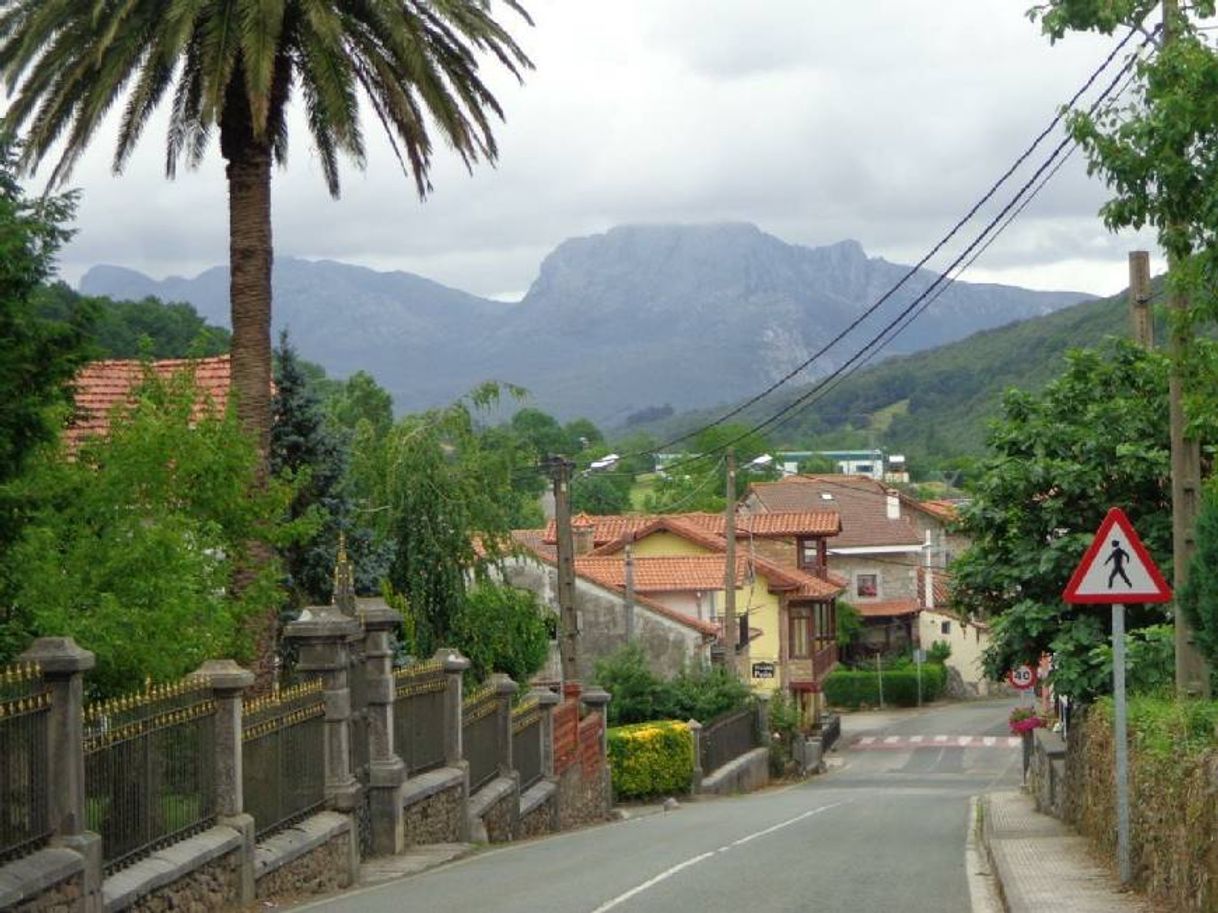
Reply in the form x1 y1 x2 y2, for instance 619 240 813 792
884 735 901 744
588 803 844 913
910 735 924 743
859 736 876 745
957 736 972 746
934 735 948 743
1007 737 1020 748
983 737 996 747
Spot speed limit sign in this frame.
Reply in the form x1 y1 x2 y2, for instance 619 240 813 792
1007 664 1036 690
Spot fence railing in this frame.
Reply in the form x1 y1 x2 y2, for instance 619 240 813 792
0 663 51 863
463 685 500 793
511 698 543 791
699 706 757 775
392 661 447 775
242 679 326 841
84 677 216 874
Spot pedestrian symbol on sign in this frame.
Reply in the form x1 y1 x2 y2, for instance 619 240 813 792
1105 540 1132 589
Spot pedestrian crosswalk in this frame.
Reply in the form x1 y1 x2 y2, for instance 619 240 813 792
850 734 1021 750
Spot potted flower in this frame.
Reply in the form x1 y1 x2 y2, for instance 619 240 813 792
1008 706 1045 734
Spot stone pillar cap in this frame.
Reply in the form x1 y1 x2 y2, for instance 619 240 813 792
19 637 95 674
192 659 254 692
686 718 703 731
581 687 611 706
285 605 362 640
528 687 561 706
433 648 470 673
355 600 400 630
490 673 519 696
755 691 772 702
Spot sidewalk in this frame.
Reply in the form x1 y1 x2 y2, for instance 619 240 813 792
981 791 1154 913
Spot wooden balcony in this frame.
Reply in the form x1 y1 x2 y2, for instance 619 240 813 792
787 643 838 691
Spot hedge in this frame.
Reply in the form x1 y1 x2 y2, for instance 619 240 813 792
824 665 946 709
606 720 694 799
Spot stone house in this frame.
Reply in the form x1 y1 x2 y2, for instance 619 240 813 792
744 475 970 658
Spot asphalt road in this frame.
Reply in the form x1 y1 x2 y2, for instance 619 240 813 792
299 698 1021 913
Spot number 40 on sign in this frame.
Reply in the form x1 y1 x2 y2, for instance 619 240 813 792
1007 664 1036 691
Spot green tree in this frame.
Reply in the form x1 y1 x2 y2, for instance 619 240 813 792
1179 487 1218 672
450 584 551 683
952 343 1204 699
327 370 394 439
1 0 532 470
1 369 290 695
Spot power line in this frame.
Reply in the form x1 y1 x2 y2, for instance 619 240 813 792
661 26 1158 471
647 25 1145 458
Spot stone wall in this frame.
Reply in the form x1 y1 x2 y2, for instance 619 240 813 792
481 790 517 844
517 789 558 840
1027 728 1067 820
402 781 464 847
127 851 240 913
9 873 82 913
556 762 610 830
255 828 352 901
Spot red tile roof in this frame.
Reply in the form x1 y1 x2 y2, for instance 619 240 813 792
854 599 921 618
917 566 952 609
747 475 926 548
66 356 233 450
918 500 961 523
543 509 840 545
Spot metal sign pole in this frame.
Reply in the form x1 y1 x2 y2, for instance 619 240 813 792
1113 602 1131 885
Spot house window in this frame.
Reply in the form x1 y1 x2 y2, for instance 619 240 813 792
856 573 879 598
790 607 812 658
800 540 817 569
941 620 951 635
812 602 836 652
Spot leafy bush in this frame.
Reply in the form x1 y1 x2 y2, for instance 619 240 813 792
765 689 803 776
607 720 693 799
450 583 551 683
824 665 946 709
595 644 669 726
836 601 863 648
927 641 952 665
593 645 752 726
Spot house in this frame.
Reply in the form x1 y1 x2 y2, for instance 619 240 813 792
66 355 233 450
916 565 997 696
509 510 845 723
744 475 969 658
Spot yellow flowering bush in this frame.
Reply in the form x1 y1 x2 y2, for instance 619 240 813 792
607 720 694 799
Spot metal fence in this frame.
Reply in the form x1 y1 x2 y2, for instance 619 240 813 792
0 663 51 863
84 677 216 874
814 713 841 752
511 698 543 791
700 706 758 776
392 661 447 775
462 685 499 793
242 679 325 841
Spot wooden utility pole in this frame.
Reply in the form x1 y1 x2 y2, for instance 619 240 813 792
546 455 580 683
1162 0 1211 697
722 449 738 676
1128 251 1153 348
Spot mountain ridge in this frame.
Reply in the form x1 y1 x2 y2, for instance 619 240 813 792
80 222 1095 422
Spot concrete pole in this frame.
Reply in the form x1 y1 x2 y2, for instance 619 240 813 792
549 455 580 683
722 449 738 675
20 638 102 913
624 545 636 641
530 688 561 780
1163 0 1211 698
491 674 519 778
687 719 704 794
361 603 406 856
192 659 255 903
437 649 471 841
1128 251 1154 348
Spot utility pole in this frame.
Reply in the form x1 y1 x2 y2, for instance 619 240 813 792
1162 0 1211 697
624 544 636 641
1128 251 1153 348
545 455 580 683
721 449 738 675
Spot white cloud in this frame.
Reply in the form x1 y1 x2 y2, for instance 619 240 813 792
36 0 1158 301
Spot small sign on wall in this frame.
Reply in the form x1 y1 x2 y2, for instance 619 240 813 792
751 662 776 679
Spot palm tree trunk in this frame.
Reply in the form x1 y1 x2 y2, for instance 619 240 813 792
226 144 273 471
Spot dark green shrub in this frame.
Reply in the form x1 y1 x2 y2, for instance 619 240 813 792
927 640 952 665
450 583 550 683
824 665 946 709
607 720 693 799
663 662 753 722
594 644 668 726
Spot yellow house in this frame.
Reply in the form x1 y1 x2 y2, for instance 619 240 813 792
546 512 844 717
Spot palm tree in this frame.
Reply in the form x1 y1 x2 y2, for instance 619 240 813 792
0 0 532 465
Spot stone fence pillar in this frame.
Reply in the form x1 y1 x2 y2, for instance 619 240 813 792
580 688 611 759
687 719 704 794
491 674 519 778
361 604 405 856
437 649 470 767
755 692 771 745
193 659 255 905
285 607 362 812
20 637 102 913
530 688 561 779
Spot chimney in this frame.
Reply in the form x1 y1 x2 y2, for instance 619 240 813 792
886 489 901 520
572 513 595 556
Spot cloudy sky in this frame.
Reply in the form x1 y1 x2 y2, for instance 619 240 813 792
44 1 1163 300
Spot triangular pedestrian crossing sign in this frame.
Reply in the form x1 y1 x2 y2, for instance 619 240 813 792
1063 507 1171 604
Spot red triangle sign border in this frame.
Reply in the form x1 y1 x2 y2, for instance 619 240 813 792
1063 507 1172 604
